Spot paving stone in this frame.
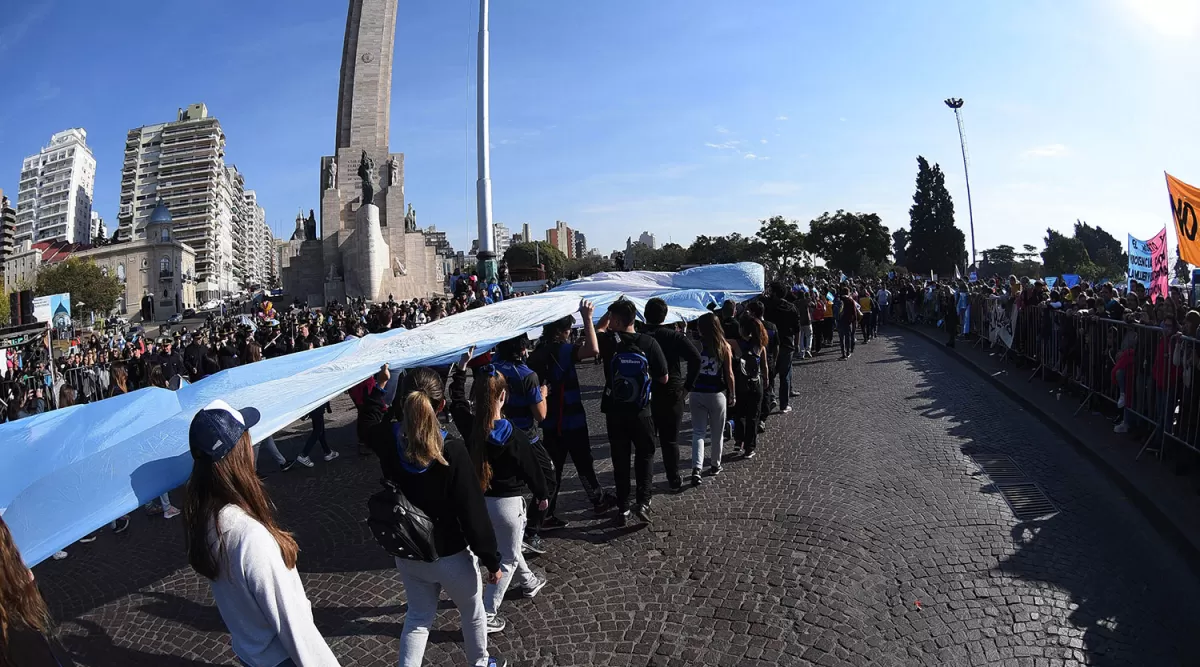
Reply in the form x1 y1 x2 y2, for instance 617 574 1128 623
31 330 1200 666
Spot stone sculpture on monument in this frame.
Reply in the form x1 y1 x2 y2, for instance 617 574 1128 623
357 150 375 204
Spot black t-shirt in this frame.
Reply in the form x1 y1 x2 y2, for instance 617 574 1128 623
641 324 701 391
599 331 669 416
764 298 800 348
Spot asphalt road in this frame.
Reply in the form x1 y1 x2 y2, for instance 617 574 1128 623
33 328 1200 666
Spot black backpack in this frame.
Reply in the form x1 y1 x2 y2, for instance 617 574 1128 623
736 345 763 388
365 425 440 562
606 333 652 410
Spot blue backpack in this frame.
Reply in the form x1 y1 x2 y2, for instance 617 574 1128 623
607 333 651 410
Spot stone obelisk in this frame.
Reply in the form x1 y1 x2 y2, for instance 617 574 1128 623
319 0 439 302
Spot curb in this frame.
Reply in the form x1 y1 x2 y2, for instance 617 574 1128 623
898 323 1200 576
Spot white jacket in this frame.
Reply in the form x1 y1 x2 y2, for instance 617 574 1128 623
207 505 340 667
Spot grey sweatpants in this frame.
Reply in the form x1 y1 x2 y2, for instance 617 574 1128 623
690 390 727 469
484 495 537 615
394 550 490 667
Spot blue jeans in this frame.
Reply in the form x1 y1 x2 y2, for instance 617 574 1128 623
838 325 855 357
241 660 295 667
776 349 793 410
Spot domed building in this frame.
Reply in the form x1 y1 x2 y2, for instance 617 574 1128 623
72 198 197 321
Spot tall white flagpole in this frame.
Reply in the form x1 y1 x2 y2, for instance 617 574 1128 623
475 0 497 281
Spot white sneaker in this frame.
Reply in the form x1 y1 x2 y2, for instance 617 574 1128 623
323 450 340 462
53 550 68 560
295 455 314 468
163 506 181 519
1117 395 1125 408
1114 423 1129 434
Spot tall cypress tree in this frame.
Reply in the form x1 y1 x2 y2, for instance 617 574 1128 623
906 156 966 276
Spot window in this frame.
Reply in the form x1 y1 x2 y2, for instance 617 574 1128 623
160 228 170 242
160 257 170 274
116 263 125 282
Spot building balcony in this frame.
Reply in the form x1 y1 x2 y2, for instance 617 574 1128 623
159 270 175 281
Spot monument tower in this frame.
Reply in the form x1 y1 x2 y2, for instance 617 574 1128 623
318 0 440 302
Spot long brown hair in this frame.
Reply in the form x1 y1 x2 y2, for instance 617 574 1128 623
149 366 167 389
468 370 507 491
739 314 768 351
0 515 51 664
244 341 263 364
110 361 128 393
697 313 730 368
57 385 76 408
183 432 298 580
400 368 449 468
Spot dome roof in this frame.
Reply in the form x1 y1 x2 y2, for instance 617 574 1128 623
148 198 172 225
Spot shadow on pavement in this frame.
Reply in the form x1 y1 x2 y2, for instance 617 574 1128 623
889 329 1199 667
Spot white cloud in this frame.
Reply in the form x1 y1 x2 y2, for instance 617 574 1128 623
715 125 729 134
755 181 803 196
0 2 53 54
760 139 768 145
1124 0 1199 37
743 153 770 161
839 117 847 122
1023 143 1068 158
705 141 742 150
775 115 788 121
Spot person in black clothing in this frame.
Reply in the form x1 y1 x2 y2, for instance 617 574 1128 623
641 297 700 491
730 315 768 459
597 298 669 525
183 335 206 382
465 366 549 631
156 338 186 381
527 300 613 519
762 282 800 413
0 515 78 666
746 301 779 425
367 366 507 667
492 335 557 555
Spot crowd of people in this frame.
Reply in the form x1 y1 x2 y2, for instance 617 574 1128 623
0 268 844 667
13 263 1194 666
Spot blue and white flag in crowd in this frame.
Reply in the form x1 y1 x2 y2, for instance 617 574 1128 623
1062 274 1081 288
1 263 765 566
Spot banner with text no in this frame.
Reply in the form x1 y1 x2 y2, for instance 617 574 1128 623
1167 172 1200 267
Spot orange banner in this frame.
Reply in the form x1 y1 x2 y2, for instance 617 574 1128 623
1167 172 1200 266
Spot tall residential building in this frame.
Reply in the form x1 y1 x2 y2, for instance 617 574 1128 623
546 220 576 259
117 103 236 300
638 231 657 250
89 211 105 242
493 222 512 258
574 231 587 259
240 189 271 287
521 223 531 247
14 129 96 245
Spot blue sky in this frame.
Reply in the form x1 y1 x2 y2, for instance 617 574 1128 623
2 0 1198 258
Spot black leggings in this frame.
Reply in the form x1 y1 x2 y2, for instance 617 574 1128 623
543 428 603 517
733 384 764 453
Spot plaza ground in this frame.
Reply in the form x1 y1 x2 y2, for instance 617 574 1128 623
33 329 1200 666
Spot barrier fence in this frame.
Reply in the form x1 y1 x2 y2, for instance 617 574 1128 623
898 294 1200 465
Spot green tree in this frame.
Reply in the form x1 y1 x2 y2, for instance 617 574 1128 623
803 210 890 276
906 156 965 276
35 257 124 317
1073 220 1126 279
563 255 609 278
1041 228 1090 277
656 242 688 270
91 233 110 247
754 216 806 274
0 288 8 324
979 245 1016 278
892 229 910 266
504 241 565 277
686 233 759 265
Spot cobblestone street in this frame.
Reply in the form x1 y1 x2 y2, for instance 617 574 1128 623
34 329 1200 666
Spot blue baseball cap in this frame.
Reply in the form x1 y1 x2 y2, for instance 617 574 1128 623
189 399 261 462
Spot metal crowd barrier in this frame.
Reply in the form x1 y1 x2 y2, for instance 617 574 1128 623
936 300 1200 464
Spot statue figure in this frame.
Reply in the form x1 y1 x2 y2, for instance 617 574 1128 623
393 258 407 277
304 209 318 241
404 203 417 232
357 150 375 204
387 156 399 186
324 157 337 190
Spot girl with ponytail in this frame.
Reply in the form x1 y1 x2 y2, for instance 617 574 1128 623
366 365 506 667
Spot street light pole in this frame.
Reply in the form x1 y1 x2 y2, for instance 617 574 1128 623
475 0 497 282
944 97 976 272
